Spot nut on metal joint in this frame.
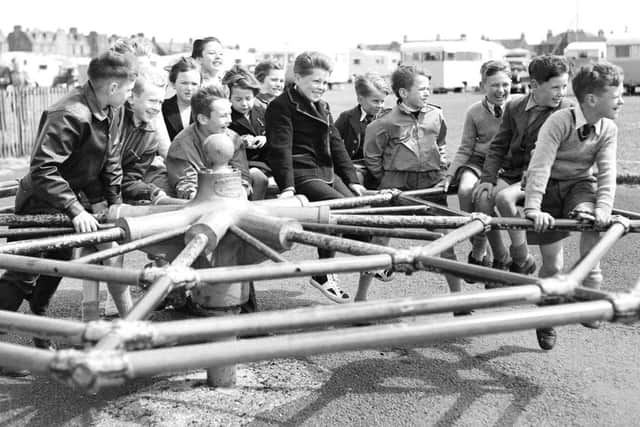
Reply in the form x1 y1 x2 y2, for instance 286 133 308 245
392 248 419 273
610 215 631 234
538 274 579 297
609 291 640 323
164 266 200 288
469 212 492 233
50 348 130 394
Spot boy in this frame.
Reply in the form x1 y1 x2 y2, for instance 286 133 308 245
471 55 572 281
166 85 251 199
0 51 137 357
444 60 514 270
223 66 270 200
524 62 623 350
362 65 464 307
335 73 390 187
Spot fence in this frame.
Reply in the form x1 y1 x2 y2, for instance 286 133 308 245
0 87 71 158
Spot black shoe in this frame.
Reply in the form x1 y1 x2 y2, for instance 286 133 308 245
509 255 536 275
33 337 56 351
581 320 602 329
453 310 473 317
465 252 491 283
485 259 511 289
0 367 31 377
536 327 557 350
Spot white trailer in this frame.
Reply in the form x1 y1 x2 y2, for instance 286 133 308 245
348 48 400 78
564 41 606 70
606 36 640 93
257 47 351 87
400 39 506 92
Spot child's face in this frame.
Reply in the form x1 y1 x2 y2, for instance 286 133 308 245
358 89 386 116
108 79 135 108
199 98 232 135
174 70 201 105
531 73 569 108
401 75 430 110
230 87 255 115
295 68 330 103
130 82 165 124
592 83 625 120
261 69 285 97
483 71 511 106
198 41 225 74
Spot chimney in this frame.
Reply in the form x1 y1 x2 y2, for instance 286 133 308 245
546 29 553 41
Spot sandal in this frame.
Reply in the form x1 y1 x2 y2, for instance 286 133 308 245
309 274 351 304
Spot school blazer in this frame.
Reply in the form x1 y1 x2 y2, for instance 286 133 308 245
480 94 574 184
334 105 365 161
229 105 270 172
162 95 193 141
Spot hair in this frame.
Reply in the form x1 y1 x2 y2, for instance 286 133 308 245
354 72 390 97
111 38 153 58
293 51 333 76
572 62 623 103
254 60 283 83
480 60 511 82
222 65 260 95
168 56 200 83
390 65 429 99
87 50 138 84
191 84 230 118
191 37 222 59
528 55 571 83
132 65 167 96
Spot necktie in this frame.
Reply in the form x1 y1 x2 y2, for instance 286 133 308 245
494 104 502 118
364 114 374 125
578 124 595 141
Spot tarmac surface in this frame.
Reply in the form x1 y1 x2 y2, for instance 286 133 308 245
1 178 640 426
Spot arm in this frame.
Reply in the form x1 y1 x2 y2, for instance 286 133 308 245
363 121 387 182
594 126 618 219
435 111 449 168
329 116 359 186
153 114 171 158
479 104 515 184
166 145 199 199
334 111 349 141
265 100 295 192
122 135 161 202
229 132 252 193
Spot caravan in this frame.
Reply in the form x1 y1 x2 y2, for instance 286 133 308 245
348 48 400 78
400 38 506 92
257 48 351 87
606 36 640 93
564 41 606 69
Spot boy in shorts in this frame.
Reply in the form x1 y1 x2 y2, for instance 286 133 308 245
524 62 623 350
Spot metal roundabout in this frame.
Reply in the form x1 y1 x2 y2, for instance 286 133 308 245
1 169 639 394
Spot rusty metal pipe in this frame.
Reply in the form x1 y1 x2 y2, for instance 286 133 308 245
333 205 430 215
332 214 472 228
285 229 397 256
300 222 442 240
0 226 76 238
0 227 126 255
0 341 55 375
228 224 287 262
397 194 469 217
307 192 396 209
0 212 107 227
0 310 86 339
410 219 486 257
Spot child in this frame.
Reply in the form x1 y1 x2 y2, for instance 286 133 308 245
362 65 465 308
253 60 285 108
222 66 270 200
444 60 513 269
191 37 226 87
471 55 573 280
335 72 391 187
524 62 623 350
162 57 201 142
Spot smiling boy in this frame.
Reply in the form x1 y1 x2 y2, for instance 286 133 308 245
524 62 624 350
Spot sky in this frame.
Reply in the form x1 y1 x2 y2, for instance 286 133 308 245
0 0 636 51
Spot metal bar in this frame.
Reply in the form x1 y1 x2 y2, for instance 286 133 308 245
397 194 469 217
0 181 19 198
0 310 86 338
332 205 430 215
0 341 55 374
307 192 396 209
0 205 14 214
0 212 107 227
228 224 287 263
410 219 486 257
332 214 472 228
0 252 142 285
73 226 190 264
150 285 543 343
193 254 393 284
0 227 125 255
399 187 447 198
300 222 443 240
127 301 614 378
285 229 397 255
0 226 76 238
612 207 640 220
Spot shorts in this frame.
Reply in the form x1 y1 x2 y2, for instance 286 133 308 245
450 154 484 190
527 177 597 245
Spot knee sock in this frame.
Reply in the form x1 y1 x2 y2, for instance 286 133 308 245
510 243 529 265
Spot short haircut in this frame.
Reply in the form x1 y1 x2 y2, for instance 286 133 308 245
254 60 282 83
191 37 222 59
87 50 138 84
191 85 230 118
354 72 390 97
132 65 167 96
572 62 623 103
222 65 260 95
111 38 153 58
528 55 570 83
390 65 429 99
293 51 333 77
168 56 200 83
480 60 511 82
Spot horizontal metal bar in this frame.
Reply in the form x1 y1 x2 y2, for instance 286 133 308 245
0 227 125 255
300 222 442 240
333 205 430 215
0 341 56 374
0 310 86 338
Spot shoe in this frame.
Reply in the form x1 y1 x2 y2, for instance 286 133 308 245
485 258 511 289
581 320 602 329
536 327 557 350
0 367 31 377
509 255 537 275
465 252 491 283
33 337 57 351
453 310 473 317
309 274 351 304
373 269 395 282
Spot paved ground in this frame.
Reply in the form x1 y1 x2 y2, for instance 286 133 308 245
1 185 639 426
